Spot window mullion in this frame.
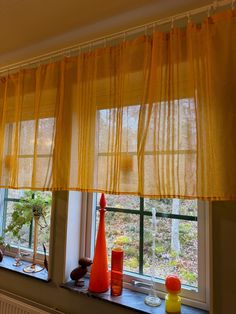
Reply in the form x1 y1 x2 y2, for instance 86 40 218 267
2 189 9 235
139 197 144 275
29 221 33 249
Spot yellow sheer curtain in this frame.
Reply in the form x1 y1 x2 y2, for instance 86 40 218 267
0 10 235 199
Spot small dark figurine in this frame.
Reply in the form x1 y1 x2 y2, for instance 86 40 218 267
70 257 93 287
0 249 3 262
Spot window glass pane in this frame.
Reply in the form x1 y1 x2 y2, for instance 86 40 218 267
144 198 197 216
98 106 139 154
36 202 51 254
4 190 52 254
7 189 25 199
97 210 140 273
143 216 198 288
97 193 140 211
4 201 31 248
37 118 55 155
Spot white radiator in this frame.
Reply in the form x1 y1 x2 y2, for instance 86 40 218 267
0 294 61 314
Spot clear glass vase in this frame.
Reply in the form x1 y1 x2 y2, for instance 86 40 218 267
13 245 22 267
144 208 161 307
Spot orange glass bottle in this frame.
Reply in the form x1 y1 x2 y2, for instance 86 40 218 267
111 247 124 296
89 193 109 293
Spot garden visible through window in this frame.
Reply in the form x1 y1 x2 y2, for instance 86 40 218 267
96 194 198 288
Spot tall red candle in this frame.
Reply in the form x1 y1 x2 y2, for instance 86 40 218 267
111 247 124 296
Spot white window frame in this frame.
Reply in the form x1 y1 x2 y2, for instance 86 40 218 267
0 189 53 266
81 193 210 311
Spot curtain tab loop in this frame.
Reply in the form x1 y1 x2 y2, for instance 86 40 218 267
49 55 53 64
145 25 148 37
207 5 212 18
187 12 191 24
123 32 126 42
232 0 236 10
213 0 218 10
64 50 71 58
38 59 41 67
103 38 106 48
171 17 175 29
152 23 155 34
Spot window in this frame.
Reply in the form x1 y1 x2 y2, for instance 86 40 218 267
4 118 55 188
0 116 54 264
96 99 197 197
93 193 209 310
84 98 209 310
0 189 52 261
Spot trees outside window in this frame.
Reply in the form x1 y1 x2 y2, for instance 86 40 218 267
96 194 199 288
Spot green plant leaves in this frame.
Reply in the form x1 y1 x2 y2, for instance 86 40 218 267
4 191 51 240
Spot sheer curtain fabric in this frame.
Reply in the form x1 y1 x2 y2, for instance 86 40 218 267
0 10 235 200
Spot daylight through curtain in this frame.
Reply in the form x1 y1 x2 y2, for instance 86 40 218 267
0 10 235 200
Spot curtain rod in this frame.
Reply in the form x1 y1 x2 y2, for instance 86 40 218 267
0 0 234 75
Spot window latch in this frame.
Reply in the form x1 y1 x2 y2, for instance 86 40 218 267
132 280 151 288
21 252 31 257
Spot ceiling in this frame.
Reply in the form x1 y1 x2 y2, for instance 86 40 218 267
0 0 213 67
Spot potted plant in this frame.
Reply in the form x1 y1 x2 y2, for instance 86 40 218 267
5 191 51 272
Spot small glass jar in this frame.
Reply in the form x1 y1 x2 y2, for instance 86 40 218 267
13 246 22 267
111 247 124 296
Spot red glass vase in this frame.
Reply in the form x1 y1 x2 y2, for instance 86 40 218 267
111 247 124 296
88 193 109 293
